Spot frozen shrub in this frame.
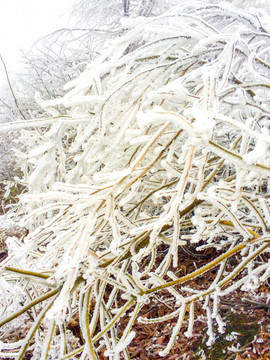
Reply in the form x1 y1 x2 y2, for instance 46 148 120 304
0 1 270 359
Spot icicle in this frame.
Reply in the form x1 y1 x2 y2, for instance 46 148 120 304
184 301 195 338
172 211 180 268
104 331 136 359
158 303 186 357
206 305 215 347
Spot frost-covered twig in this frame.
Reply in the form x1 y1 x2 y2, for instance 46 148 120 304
1 1 270 359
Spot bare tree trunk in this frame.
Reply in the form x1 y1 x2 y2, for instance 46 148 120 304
123 0 130 17
139 0 155 16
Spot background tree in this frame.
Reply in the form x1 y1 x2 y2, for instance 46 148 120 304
0 0 178 186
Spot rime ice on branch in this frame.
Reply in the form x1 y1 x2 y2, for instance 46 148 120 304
0 1 270 359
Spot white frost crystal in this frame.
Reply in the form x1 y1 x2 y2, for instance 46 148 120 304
0 1 270 358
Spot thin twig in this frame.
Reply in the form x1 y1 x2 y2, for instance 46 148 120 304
0 53 26 119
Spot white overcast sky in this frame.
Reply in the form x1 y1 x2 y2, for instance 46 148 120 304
0 0 74 75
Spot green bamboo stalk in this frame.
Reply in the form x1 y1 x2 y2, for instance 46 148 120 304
17 299 55 360
40 320 56 360
0 288 60 328
58 297 136 360
5 267 50 279
186 240 270 304
142 237 270 295
81 287 98 360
